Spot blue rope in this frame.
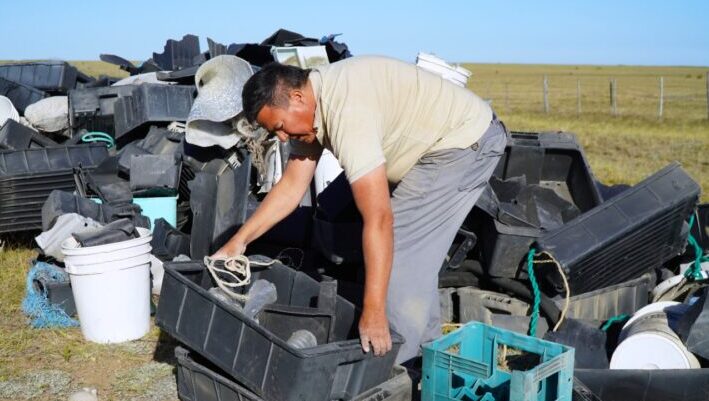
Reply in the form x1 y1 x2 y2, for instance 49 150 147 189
21 261 79 329
602 314 630 331
526 249 542 337
684 213 709 281
81 131 115 148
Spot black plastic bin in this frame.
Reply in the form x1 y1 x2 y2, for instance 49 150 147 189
68 85 137 136
0 61 79 93
536 163 700 295
472 131 603 278
0 77 47 113
175 346 412 401
156 259 402 401
113 84 194 141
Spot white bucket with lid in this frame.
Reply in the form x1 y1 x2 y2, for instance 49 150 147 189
62 227 152 343
610 301 698 369
0 95 20 126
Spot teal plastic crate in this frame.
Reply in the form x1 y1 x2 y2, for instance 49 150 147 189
422 322 574 401
91 196 177 229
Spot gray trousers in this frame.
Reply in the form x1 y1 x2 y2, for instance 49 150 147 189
387 116 508 363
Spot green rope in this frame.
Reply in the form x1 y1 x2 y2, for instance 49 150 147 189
601 314 630 331
526 249 541 337
683 214 709 281
81 131 115 148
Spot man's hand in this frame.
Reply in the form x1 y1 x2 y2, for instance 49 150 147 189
211 239 246 259
359 306 392 356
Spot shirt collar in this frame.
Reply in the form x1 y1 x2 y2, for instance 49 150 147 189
309 70 326 144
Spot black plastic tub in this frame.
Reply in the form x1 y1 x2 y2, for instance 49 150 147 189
156 259 402 401
536 163 700 295
175 346 412 401
576 368 709 401
472 131 603 278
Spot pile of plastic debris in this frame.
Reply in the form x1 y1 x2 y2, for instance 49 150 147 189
2 28 707 401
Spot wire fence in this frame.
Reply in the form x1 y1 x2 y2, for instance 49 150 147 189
468 70 709 121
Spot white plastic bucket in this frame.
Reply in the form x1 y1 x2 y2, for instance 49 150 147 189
416 52 472 87
610 301 698 369
0 95 20 126
62 227 152 343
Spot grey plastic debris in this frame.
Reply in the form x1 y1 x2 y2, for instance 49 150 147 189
286 329 318 349
24 96 69 133
677 287 709 361
172 254 191 262
35 213 103 261
129 154 181 193
457 287 529 324
71 218 139 247
186 56 253 149
111 72 168 87
243 279 278 319
208 287 242 310
439 287 456 323
0 119 57 150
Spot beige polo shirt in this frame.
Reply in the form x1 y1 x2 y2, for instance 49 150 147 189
289 56 492 184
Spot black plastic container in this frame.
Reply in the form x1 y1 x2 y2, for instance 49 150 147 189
0 144 108 176
175 346 411 401
156 259 402 401
113 84 194 141
473 131 603 278
152 34 201 71
536 163 700 295
0 61 79 93
0 120 57 150
0 77 47 113
68 85 137 136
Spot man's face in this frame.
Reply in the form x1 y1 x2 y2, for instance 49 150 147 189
256 89 317 144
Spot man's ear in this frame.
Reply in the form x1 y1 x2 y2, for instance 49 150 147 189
288 88 305 105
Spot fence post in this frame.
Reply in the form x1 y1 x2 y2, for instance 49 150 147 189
504 81 509 113
706 72 709 120
658 76 664 119
610 78 618 116
543 75 549 113
576 79 581 116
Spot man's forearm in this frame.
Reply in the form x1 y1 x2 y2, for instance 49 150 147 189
230 177 306 246
361 214 394 312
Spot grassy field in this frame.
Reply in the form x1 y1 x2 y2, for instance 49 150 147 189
0 61 707 400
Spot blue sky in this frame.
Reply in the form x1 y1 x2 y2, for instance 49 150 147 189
2 1 707 66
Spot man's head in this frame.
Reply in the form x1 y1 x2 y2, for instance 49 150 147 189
242 63 318 144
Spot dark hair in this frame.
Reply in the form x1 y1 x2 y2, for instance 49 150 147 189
242 63 311 124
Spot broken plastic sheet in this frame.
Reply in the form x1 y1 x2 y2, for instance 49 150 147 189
71 218 139 247
35 213 103 261
478 175 581 230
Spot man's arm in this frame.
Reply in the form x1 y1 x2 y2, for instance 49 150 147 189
350 164 394 356
213 152 320 257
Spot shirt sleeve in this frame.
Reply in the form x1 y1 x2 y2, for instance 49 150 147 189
327 105 386 183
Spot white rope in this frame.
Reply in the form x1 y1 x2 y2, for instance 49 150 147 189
203 255 275 302
534 251 570 332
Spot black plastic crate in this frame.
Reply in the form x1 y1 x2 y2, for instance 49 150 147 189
156 259 402 401
0 61 79 93
68 85 137 136
576 368 709 401
536 163 700 295
472 131 603 278
175 347 411 401
0 144 108 176
0 120 57 150
113 84 194 141
0 77 47 113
